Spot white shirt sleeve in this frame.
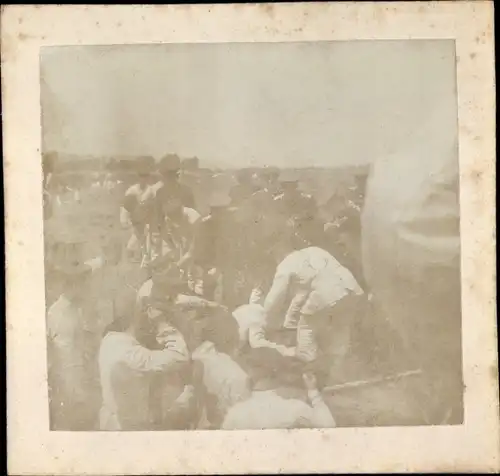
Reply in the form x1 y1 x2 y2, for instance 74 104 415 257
247 322 293 356
263 259 294 320
175 294 211 309
123 340 189 373
283 289 309 329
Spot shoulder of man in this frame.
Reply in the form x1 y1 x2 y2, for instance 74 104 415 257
183 207 201 224
125 184 140 196
277 250 302 274
150 181 164 196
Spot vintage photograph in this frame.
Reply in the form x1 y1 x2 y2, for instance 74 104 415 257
41 40 463 432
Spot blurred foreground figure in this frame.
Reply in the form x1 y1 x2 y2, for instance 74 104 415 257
361 103 463 424
46 242 105 430
98 288 190 431
222 362 335 430
195 193 235 301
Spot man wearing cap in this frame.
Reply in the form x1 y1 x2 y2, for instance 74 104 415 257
150 154 196 261
153 154 196 210
46 242 109 430
274 170 318 225
194 193 236 301
120 156 156 264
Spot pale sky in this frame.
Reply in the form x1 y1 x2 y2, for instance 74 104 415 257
40 40 457 168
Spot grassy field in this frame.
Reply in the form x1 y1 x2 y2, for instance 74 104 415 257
44 166 431 428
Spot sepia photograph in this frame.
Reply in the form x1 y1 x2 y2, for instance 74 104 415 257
41 40 463 432
3 3 497 475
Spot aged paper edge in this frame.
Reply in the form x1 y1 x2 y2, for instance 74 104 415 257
2 2 498 475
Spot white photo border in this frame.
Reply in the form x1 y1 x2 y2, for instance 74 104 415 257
3 2 498 474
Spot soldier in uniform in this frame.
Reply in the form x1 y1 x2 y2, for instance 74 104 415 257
273 170 318 224
151 154 197 260
153 154 196 209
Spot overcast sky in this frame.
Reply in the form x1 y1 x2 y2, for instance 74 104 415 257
40 40 457 168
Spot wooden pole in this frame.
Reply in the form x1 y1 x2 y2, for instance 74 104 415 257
322 369 422 393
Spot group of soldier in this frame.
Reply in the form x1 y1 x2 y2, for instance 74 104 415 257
45 152 371 431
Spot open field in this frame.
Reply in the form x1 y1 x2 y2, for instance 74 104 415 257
43 165 426 428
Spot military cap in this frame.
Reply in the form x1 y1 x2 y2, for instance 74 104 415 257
158 154 182 172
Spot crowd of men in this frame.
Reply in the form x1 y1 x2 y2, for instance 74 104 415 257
43 140 463 431
44 152 369 431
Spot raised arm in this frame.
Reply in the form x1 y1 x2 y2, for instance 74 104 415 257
176 294 227 311
247 322 295 357
123 339 189 373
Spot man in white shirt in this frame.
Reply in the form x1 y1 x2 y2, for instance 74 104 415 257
98 289 190 431
119 156 156 265
137 277 241 429
47 246 110 430
192 340 252 429
261 238 365 379
222 371 335 430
